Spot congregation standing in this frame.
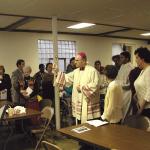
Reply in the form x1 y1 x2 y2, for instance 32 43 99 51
0 47 150 128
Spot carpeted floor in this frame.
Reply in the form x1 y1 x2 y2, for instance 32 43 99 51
54 138 80 150
24 137 80 150
0 130 80 150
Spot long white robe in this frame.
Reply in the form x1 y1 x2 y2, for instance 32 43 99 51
56 65 101 123
116 62 134 118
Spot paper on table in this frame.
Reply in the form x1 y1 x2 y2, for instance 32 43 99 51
26 87 33 96
14 106 26 114
72 126 91 133
86 120 108 127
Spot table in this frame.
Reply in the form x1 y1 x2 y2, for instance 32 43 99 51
3 108 41 121
2 108 41 150
58 123 150 150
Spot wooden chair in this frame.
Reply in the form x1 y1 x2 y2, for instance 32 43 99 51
33 106 54 150
42 140 62 150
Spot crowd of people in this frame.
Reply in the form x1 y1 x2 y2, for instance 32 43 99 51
0 60 55 117
0 47 150 127
54 48 150 150
55 47 150 127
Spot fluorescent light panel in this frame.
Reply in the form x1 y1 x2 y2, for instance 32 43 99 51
67 23 95 29
140 32 150 36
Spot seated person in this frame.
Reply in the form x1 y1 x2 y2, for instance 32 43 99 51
101 65 123 123
0 65 12 101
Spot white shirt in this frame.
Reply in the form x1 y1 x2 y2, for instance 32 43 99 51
134 65 150 109
102 80 123 123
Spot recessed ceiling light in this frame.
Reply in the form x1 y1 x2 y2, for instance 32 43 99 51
67 23 95 29
140 33 150 36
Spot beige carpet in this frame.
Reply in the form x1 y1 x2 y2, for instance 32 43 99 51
41 130 80 150
55 138 80 150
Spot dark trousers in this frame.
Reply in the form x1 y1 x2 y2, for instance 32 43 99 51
100 94 105 114
141 108 150 118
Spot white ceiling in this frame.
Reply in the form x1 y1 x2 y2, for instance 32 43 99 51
0 0 150 40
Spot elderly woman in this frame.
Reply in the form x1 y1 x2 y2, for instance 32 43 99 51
19 66 40 124
0 65 11 100
134 47 150 118
21 66 39 101
101 65 123 123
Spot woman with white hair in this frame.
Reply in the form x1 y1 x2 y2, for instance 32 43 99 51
20 66 39 124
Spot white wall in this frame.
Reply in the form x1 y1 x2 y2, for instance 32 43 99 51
0 31 148 75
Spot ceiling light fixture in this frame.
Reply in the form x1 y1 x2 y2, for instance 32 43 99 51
67 23 95 29
140 33 150 36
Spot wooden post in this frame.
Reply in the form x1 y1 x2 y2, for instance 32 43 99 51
52 16 60 129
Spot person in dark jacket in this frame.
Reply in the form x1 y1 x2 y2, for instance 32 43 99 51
112 55 121 71
66 57 76 73
42 63 54 101
128 67 141 114
0 65 12 101
33 64 47 96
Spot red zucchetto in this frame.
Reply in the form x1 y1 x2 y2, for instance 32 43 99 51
77 52 87 59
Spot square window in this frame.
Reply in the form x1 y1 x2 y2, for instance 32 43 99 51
38 40 76 71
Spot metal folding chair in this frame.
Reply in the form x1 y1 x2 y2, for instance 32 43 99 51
33 106 54 150
42 140 62 150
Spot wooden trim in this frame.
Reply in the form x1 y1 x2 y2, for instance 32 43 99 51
12 29 52 33
102 35 149 41
96 28 132 36
4 17 34 31
0 13 150 32
0 28 148 41
0 13 52 20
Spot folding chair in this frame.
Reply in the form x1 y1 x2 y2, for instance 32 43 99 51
123 115 150 131
42 140 62 150
33 106 54 150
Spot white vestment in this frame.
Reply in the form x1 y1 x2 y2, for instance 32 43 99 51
56 65 101 123
116 62 134 118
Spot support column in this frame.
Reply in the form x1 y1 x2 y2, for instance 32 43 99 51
52 16 60 129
